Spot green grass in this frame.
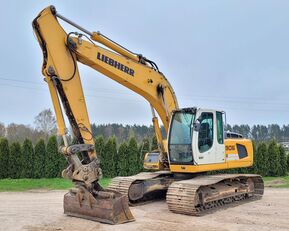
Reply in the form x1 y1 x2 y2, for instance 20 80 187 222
1 176 288 192
263 176 289 188
0 178 111 192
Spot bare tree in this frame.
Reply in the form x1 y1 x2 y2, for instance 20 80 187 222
6 123 35 143
34 109 57 136
0 122 5 137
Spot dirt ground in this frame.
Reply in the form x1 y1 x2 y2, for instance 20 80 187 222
0 188 289 231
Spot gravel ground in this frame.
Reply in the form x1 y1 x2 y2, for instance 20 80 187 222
0 188 289 231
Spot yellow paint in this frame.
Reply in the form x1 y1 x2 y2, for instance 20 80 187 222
74 38 179 131
170 138 253 173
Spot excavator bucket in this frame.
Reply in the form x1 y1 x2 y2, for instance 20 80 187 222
63 189 135 224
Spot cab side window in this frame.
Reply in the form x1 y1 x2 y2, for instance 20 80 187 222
198 112 214 153
216 111 224 144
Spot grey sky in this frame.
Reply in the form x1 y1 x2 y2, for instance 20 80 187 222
1 0 289 127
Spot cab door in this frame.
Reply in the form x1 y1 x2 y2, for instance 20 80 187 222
192 110 225 165
215 111 226 163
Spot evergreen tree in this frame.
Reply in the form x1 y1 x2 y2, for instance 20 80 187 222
95 135 105 176
9 142 22 178
267 140 280 176
102 137 117 177
45 136 60 178
33 139 46 178
287 154 289 173
151 135 158 151
256 142 268 176
0 138 9 178
128 137 139 175
278 145 287 176
95 135 105 160
118 142 128 176
139 138 150 171
112 137 119 176
21 139 34 178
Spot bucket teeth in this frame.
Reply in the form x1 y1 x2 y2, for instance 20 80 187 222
63 188 135 224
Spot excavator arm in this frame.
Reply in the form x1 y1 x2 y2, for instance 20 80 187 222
32 5 178 224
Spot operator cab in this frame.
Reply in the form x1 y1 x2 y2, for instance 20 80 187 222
168 108 226 166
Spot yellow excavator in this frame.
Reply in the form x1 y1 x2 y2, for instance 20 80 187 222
33 6 264 225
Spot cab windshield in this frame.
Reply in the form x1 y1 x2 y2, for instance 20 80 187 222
168 111 195 163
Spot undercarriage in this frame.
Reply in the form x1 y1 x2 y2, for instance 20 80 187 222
107 172 264 215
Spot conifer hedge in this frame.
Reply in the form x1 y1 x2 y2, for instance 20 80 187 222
118 142 128 176
127 137 139 176
287 155 289 173
279 145 287 176
45 136 60 178
267 140 280 176
9 142 22 178
0 136 288 179
256 142 268 176
0 138 9 178
33 139 46 178
102 137 117 178
21 139 34 178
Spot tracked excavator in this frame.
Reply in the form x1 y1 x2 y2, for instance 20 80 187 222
33 6 264 225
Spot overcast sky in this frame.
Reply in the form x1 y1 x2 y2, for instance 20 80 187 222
1 0 289 127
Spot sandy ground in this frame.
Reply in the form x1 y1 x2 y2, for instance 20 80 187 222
0 188 289 231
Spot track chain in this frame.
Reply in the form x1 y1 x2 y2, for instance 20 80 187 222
166 174 264 216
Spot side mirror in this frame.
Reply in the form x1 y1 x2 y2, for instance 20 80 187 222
193 119 201 132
